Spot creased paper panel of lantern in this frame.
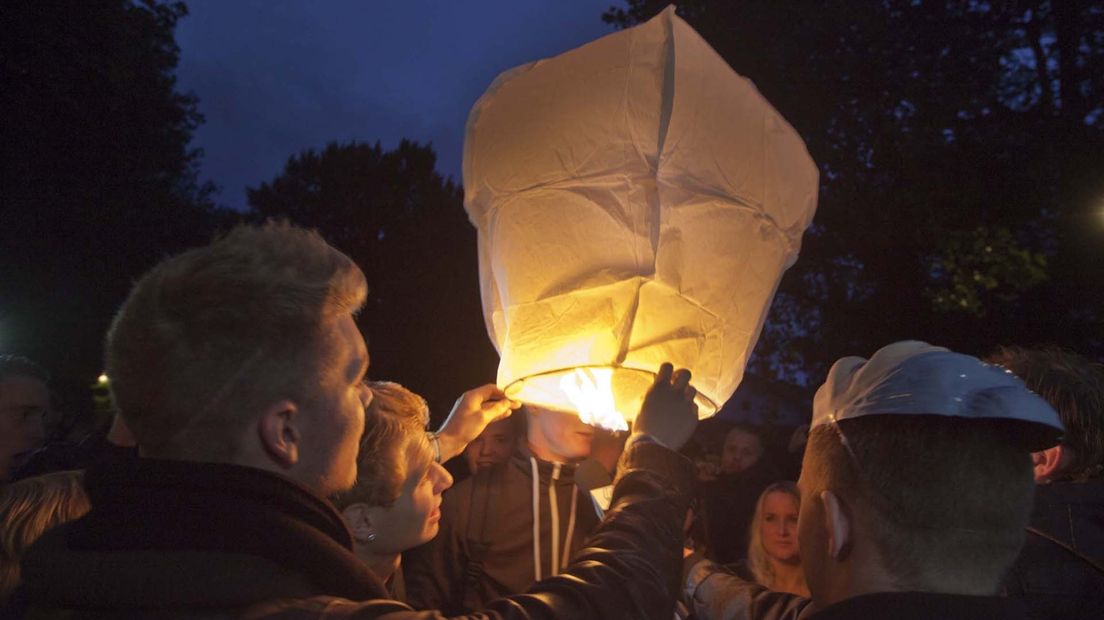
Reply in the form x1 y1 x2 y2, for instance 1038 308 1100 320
463 6 818 431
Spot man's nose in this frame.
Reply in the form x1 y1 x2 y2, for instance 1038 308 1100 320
433 463 454 493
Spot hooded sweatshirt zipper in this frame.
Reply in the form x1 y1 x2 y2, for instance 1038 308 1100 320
529 458 580 580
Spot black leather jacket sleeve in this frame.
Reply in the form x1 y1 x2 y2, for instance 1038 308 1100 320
248 434 695 620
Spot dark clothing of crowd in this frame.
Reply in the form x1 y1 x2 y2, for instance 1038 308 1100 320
9 430 1104 620
684 554 1035 619
11 436 695 619
1005 479 1104 619
808 592 1030 619
769 590 1032 619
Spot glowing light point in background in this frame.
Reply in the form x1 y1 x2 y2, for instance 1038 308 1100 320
560 367 628 432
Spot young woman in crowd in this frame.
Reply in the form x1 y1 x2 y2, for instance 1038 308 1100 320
332 381 453 600
746 481 809 597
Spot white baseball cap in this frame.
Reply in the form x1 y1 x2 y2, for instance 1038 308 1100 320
813 340 1064 451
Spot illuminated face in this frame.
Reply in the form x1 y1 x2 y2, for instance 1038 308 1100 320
0 375 49 481
464 417 517 473
300 314 370 497
528 405 595 462
761 491 801 564
367 454 453 553
721 428 763 474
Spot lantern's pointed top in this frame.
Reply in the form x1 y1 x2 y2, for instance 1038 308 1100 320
813 341 1064 451
464 1 818 428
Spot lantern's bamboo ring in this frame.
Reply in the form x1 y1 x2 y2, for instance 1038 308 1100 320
503 364 718 418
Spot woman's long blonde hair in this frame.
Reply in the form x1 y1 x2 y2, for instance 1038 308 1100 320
1 470 90 603
747 481 803 588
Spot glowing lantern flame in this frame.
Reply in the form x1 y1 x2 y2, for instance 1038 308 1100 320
559 368 628 432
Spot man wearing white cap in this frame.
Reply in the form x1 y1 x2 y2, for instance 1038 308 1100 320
684 341 1064 619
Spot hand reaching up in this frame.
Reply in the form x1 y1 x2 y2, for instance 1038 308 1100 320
633 363 699 450
435 384 521 462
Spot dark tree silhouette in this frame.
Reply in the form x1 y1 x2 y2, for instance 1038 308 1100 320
247 140 499 420
0 0 225 432
605 0 1104 382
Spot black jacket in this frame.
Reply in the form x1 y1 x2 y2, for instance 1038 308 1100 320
1004 480 1104 619
17 435 693 619
685 560 1030 620
403 447 602 613
808 592 1029 619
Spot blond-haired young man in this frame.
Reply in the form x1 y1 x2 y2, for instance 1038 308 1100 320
19 222 702 620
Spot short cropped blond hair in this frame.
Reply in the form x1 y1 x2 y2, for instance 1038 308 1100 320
106 222 367 458
803 416 1033 592
0 471 90 604
334 381 432 509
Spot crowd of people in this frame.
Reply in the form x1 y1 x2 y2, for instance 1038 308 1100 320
1 221 1102 619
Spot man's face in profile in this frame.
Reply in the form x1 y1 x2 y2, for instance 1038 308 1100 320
297 314 370 496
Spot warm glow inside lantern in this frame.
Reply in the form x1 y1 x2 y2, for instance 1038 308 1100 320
464 7 819 431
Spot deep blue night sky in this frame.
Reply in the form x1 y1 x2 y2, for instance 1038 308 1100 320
176 0 619 210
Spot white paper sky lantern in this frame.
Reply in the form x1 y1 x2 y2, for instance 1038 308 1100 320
463 6 819 431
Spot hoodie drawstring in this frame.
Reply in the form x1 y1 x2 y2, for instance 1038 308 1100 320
549 464 560 574
530 457 542 581
530 457 579 579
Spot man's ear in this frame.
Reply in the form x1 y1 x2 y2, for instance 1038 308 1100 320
258 400 300 469
821 490 852 561
341 503 375 543
1033 445 1072 482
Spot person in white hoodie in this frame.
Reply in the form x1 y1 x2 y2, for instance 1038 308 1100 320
403 403 602 613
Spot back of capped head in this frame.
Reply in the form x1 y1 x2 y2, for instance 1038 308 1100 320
813 340 1064 452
